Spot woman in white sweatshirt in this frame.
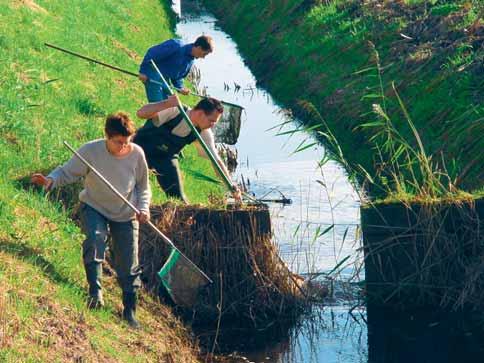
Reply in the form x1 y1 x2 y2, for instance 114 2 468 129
31 112 151 329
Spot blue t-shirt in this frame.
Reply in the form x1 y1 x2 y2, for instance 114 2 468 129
139 39 194 89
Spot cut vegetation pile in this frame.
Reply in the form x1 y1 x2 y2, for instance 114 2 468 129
363 197 484 310
139 203 306 328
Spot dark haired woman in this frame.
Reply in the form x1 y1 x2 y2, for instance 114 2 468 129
31 112 151 328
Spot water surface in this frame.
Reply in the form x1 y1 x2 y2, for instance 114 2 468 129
171 2 484 363
173 2 366 362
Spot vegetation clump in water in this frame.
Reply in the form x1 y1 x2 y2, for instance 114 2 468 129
139 203 310 331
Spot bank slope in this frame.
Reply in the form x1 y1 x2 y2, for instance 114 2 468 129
0 0 223 361
204 0 483 199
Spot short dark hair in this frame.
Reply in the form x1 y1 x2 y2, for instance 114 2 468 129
105 112 136 138
193 97 223 115
194 35 214 52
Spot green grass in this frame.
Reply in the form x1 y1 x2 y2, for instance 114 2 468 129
203 0 483 201
0 0 226 360
0 0 224 206
0 180 199 361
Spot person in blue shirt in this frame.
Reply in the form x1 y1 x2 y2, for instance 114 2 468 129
138 35 214 102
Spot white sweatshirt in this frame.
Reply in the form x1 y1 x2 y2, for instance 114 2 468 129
48 139 151 222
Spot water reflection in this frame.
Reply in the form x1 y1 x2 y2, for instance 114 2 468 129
242 306 368 363
171 2 484 363
367 304 484 363
195 304 367 363
174 4 361 276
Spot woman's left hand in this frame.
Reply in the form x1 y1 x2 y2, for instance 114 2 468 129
31 173 53 190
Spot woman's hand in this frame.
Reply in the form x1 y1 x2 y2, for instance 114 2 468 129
31 173 53 190
137 211 150 224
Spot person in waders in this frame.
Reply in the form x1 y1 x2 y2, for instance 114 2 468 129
138 35 214 102
134 95 241 204
31 113 151 329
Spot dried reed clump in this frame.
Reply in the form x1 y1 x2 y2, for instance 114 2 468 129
0 283 19 351
0 289 8 349
363 197 484 310
139 203 306 327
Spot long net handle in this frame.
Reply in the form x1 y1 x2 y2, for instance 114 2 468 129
45 43 139 77
63 141 212 283
44 43 244 111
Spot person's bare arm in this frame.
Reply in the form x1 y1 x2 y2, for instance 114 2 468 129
136 94 180 119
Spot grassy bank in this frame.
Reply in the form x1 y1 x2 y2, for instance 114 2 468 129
0 0 225 361
203 0 483 201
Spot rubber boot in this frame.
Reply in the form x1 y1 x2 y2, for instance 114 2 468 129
85 263 104 309
122 292 140 329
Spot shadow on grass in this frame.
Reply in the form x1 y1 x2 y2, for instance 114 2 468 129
0 237 85 295
75 97 105 117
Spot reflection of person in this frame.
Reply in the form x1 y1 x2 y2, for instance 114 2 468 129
134 95 241 204
31 112 151 329
138 35 214 102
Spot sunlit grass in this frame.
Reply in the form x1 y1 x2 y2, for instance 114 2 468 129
203 0 483 198
0 0 218 360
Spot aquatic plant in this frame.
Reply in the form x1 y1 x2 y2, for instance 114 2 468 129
289 42 477 203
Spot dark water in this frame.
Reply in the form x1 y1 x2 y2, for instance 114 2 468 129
367 305 484 363
171 1 484 362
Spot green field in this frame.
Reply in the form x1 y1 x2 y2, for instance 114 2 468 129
203 0 483 202
0 0 224 361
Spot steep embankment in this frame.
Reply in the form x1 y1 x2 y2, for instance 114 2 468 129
0 0 221 361
204 0 483 200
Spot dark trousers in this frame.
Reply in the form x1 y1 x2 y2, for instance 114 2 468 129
148 156 188 204
79 203 142 294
